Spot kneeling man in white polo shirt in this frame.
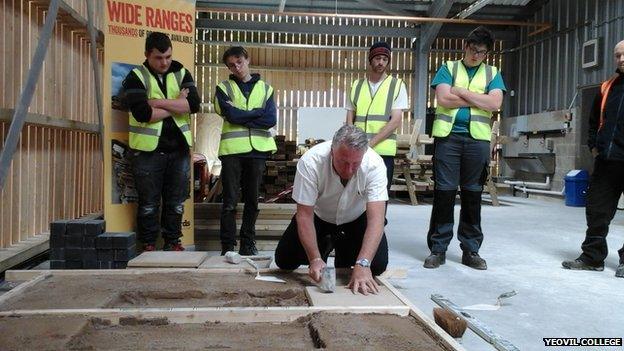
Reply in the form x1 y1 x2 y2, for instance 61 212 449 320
275 125 388 295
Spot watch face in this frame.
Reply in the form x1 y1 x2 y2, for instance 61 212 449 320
357 259 370 267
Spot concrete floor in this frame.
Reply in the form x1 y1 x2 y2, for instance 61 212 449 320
384 195 624 351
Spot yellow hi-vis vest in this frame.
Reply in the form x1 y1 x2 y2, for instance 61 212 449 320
214 79 277 156
128 65 192 151
433 60 497 141
350 76 402 156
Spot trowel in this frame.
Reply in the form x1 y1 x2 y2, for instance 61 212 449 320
462 290 518 311
244 257 286 283
224 251 285 283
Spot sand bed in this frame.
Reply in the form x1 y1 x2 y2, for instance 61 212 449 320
0 313 450 351
0 272 310 310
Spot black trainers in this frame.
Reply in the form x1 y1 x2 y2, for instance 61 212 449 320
423 253 446 269
561 258 604 271
221 244 235 256
462 252 487 270
616 263 624 278
239 241 258 256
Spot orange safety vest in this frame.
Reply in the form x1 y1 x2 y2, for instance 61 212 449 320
599 75 619 131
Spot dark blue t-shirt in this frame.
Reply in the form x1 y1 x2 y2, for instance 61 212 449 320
431 62 506 133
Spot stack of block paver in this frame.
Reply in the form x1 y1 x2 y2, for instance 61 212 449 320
96 232 137 269
49 218 136 269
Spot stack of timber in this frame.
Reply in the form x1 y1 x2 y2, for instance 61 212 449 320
194 203 296 251
262 135 298 201
263 160 298 200
271 135 298 161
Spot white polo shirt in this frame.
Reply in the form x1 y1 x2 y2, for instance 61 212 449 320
292 141 388 225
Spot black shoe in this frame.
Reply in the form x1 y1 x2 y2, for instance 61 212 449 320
561 258 604 271
462 252 487 270
423 253 446 269
616 263 624 278
221 244 235 256
239 241 258 256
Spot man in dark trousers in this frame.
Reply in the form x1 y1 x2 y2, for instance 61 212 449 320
122 32 200 251
275 125 388 295
214 46 277 256
562 40 624 278
425 27 505 270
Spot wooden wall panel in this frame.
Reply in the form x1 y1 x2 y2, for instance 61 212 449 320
0 0 104 249
196 11 416 140
1 0 103 124
0 122 103 247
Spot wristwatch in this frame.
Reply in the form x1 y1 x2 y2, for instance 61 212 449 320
355 258 370 268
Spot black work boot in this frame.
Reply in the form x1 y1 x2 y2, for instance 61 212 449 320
239 240 258 256
561 258 604 271
423 252 446 269
616 263 624 278
462 251 487 270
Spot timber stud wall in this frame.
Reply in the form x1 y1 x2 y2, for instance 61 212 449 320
0 0 103 249
196 11 416 140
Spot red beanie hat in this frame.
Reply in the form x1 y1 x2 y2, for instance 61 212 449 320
369 42 391 62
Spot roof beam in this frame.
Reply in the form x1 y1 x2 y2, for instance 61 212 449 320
354 0 409 17
196 18 418 39
454 0 495 19
420 0 454 51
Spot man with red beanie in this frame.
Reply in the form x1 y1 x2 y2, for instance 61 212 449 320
346 42 408 189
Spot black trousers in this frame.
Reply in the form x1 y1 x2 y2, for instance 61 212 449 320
580 159 624 265
131 148 190 244
274 212 388 276
381 155 394 191
220 156 266 247
428 133 490 254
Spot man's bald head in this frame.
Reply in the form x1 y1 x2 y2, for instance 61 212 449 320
615 40 624 73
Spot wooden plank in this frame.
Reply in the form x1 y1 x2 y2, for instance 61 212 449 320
377 276 465 351
0 305 410 324
403 165 419 206
127 251 209 268
195 239 278 252
0 273 51 305
4 267 310 282
198 255 273 269
0 233 50 273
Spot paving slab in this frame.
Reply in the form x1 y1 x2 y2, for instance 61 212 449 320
127 252 208 268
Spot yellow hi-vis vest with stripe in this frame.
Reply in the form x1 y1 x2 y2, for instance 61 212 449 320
433 60 497 141
350 76 402 156
128 65 192 151
214 79 277 156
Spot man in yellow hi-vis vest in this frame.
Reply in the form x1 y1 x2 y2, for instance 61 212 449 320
425 27 505 270
214 47 277 256
346 42 408 189
122 32 200 252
